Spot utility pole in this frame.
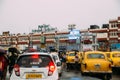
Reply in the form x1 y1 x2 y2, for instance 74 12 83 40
40 32 46 49
54 31 59 51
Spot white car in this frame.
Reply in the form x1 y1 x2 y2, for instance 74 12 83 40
50 52 62 77
10 52 59 80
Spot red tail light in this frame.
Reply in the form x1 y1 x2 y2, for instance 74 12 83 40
31 54 39 58
14 64 20 76
48 61 55 76
0 62 3 70
109 64 112 68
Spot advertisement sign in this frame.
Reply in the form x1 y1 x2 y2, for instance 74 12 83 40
68 30 80 43
68 30 80 40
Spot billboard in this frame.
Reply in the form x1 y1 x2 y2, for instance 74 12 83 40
68 30 80 40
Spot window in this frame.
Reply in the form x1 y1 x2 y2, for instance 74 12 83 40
112 53 120 57
17 55 51 67
69 53 75 56
87 53 105 59
110 31 118 36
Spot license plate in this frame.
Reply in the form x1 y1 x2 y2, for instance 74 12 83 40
26 74 42 79
95 64 100 70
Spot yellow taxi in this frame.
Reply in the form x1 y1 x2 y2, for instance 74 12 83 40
81 51 112 80
107 51 120 68
66 50 82 70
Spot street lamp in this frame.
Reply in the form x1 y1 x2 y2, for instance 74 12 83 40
40 32 46 49
54 31 59 51
10 34 13 47
29 33 33 48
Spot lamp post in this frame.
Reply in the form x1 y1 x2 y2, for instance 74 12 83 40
40 32 46 49
54 31 59 51
29 33 33 48
16 36 18 48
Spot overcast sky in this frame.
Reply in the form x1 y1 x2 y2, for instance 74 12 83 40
0 0 120 34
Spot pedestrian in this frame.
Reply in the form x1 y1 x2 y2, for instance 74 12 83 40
61 53 66 71
0 49 9 80
8 51 18 75
74 52 80 71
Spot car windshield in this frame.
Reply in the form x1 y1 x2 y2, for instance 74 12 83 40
87 53 105 59
112 53 120 57
17 55 52 68
39 49 48 53
69 53 75 56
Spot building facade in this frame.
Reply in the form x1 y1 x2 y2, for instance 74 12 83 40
0 17 120 51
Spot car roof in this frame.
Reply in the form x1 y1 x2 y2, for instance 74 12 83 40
20 52 51 56
84 51 106 55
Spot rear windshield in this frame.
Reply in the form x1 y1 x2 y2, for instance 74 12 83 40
112 53 120 58
68 53 75 56
17 55 52 68
87 53 105 59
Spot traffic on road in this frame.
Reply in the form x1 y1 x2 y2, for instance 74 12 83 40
0 47 119 80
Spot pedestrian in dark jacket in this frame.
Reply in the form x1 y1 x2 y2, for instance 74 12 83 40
74 52 80 71
8 52 18 75
61 53 66 71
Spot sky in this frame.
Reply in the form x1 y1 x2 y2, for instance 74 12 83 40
0 0 120 34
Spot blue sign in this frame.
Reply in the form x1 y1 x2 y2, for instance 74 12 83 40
111 43 120 51
68 30 80 40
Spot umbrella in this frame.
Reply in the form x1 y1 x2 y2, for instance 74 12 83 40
0 48 6 55
8 47 20 54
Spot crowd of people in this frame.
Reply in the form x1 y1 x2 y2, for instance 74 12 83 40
0 47 19 80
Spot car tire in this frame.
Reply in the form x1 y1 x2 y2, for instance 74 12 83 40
103 74 110 80
59 73 62 77
0 76 2 80
81 71 85 76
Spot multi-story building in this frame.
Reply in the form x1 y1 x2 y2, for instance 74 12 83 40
0 16 120 51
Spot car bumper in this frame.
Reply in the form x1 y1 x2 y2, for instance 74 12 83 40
82 70 112 73
10 72 59 80
10 76 59 80
112 65 120 68
82 71 112 79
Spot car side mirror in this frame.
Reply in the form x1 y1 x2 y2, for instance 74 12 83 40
57 62 61 66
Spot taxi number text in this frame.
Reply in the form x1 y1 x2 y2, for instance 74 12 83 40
26 74 42 79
